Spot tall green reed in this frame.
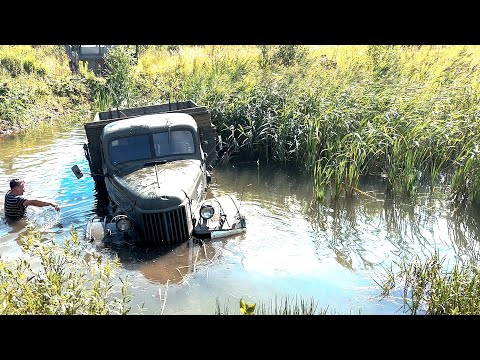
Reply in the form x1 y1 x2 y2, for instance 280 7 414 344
85 45 480 207
378 250 480 315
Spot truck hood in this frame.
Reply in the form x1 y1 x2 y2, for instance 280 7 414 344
111 159 203 211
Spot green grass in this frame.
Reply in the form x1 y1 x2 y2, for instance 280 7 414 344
377 250 480 315
0 45 90 132
127 45 480 207
215 295 338 315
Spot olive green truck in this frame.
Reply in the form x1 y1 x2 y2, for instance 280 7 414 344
76 100 245 246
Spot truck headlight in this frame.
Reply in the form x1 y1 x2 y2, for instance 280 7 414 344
115 216 132 232
200 204 214 220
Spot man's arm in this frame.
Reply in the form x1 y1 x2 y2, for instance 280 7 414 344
24 199 60 211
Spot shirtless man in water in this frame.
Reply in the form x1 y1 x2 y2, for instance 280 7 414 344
4 178 60 220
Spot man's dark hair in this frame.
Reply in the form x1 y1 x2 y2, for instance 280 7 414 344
9 178 24 189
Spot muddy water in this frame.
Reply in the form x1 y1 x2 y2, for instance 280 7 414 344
1 124 480 315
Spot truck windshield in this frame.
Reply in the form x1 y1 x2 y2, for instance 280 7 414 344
108 130 195 165
153 130 195 157
109 134 151 165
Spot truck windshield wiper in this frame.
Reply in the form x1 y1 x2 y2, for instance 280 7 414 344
143 160 168 167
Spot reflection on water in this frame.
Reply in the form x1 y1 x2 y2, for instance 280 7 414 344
215 164 480 269
1 123 480 314
103 238 218 285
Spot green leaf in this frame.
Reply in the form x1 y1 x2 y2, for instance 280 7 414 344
239 298 247 314
246 303 256 315
239 298 256 315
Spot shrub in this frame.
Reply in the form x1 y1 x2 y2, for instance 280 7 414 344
0 56 23 77
0 227 132 315
103 46 137 109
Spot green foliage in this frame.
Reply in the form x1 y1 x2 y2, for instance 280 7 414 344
126 45 480 207
0 51 47 77
367 45 400 79
239 298 256 315
0 56 23 76
0 227 132 315
166 45 180 55
257 45 308 68
0 83 34 123
3 45 480 208
451 145 480 205
216 295 331 315
47 76 89 102
378 251 480 315
103 46 136 109
0 45 85 128
272 45 308 67
258 45 271 69
77 63 111 111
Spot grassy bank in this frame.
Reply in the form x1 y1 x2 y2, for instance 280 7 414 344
2 45 480 207
0 45 91 134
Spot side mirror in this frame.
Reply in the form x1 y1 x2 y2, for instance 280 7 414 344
71 165 106 179
72 164 83 179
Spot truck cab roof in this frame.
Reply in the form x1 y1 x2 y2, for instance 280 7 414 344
101 112 198 138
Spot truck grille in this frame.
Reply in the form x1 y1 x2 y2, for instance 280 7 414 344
142 206 189 245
